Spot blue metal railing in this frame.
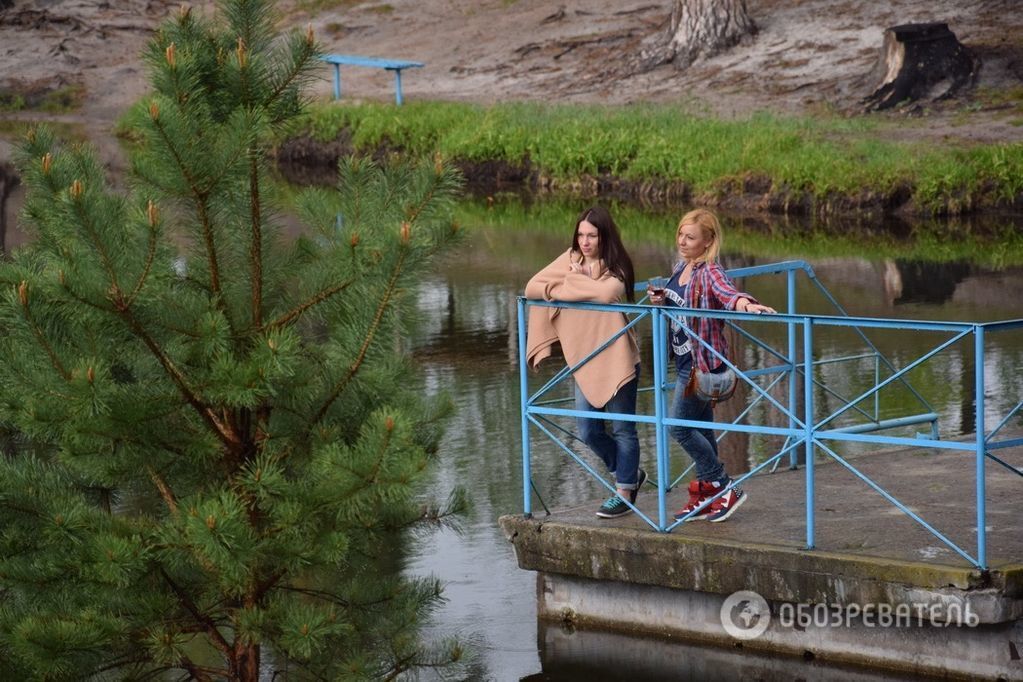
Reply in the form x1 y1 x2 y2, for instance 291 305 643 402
516 260 1023 570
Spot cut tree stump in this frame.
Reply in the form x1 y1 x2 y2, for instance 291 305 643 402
863 22 977 111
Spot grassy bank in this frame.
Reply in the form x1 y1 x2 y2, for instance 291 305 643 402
290 100 1023 216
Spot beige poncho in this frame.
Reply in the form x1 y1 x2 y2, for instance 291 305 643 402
525 249 640 408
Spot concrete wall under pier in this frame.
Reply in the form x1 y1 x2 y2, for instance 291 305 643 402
499 446 1023 680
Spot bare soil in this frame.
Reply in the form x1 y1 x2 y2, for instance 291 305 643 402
2 0 1022 172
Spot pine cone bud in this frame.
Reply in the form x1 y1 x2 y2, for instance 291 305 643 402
349 232 360 248
147 200 158 227
41 153 52 175
205 514 216 529
69 179 83 200
26 128 36 143
434 151 443 175
385 416 394 431
300 624 310 636
178 4 191 21
17 281 28 307
267 337 277 351
148 100 159 121
165 42 176 68
306 24 314 46
58 270 66 286
54 514 64 526
87 367 95 384
236 38 247 68
400 221 411 244
451 220 460 234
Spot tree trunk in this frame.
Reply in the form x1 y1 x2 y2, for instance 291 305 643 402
0 162 19 255
863 23 977 111
638 0 756 71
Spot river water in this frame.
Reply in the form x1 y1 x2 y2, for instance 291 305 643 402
405 197 1023 681
4 182 1021 680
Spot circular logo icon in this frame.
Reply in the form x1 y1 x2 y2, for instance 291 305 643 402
720 590 771 640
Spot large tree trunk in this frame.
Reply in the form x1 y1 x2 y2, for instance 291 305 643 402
638 0 756 71
863 23 977 111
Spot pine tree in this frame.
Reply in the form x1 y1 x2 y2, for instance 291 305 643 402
0 1 464 679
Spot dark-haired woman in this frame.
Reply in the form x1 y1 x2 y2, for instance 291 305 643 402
525 206 645 519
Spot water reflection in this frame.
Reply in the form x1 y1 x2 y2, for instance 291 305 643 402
525 621 923 682
406 198 1023 681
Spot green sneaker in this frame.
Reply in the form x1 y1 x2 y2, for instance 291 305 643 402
596 495 632 519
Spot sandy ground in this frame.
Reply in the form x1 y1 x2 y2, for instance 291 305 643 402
1 0 1022 173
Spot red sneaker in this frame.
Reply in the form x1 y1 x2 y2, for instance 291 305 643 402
706 479 746 522
673 480 714 521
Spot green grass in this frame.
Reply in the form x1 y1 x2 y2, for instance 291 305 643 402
291 100 1023 213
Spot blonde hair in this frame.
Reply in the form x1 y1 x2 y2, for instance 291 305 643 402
676 208 723 263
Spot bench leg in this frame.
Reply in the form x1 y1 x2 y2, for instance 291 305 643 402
332 64 342 100
394 69 403 106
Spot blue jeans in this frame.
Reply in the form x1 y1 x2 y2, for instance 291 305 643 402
669 371 726 482
574 365 641 489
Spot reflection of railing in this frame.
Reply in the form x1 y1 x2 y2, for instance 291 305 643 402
516 260 1023 570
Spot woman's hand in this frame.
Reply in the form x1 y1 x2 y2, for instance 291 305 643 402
568 261 591 276
647 285 666 305
737 297 775 314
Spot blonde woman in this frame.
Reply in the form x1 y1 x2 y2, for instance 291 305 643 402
648 209 774 522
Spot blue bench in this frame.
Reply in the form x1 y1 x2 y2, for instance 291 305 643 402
319 54 424 106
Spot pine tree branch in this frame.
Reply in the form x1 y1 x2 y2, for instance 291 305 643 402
147 465 179 515
263 36 317 116
117 307 241 451
248 152 263 330
264 277 355 331
126 220 159 308
307 248 408 428
18 287 71 381
278 585 351 607
71 200 123 293
149 117 222 297
159 566 236 668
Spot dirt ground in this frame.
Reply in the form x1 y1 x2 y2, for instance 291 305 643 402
2 0 1023 173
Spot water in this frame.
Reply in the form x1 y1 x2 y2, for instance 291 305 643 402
4 178 1020 679
405 198 1023 681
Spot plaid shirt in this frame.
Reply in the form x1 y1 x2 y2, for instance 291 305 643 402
668 260 757 373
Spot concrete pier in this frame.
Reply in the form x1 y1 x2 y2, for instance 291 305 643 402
499 443 1023 680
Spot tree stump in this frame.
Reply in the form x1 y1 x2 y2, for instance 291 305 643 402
863 22 977 111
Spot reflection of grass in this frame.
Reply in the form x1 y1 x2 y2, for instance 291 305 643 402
293 100 1023 214
454 195 1023 268
0 119 86 142
294 0 363 12
0 84 85 113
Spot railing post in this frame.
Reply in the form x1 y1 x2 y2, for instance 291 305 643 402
332 64 342 100
394 69 404 105
787 268 799 469
652 308 669 531
974 325 987 569
804 316 815 550
517 298 532 518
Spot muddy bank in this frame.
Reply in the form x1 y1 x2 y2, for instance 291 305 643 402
275 133 1023 222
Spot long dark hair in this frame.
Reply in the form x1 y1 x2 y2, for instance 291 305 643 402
571 206 636 302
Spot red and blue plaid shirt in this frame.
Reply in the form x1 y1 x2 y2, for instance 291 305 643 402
667 260 757 373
